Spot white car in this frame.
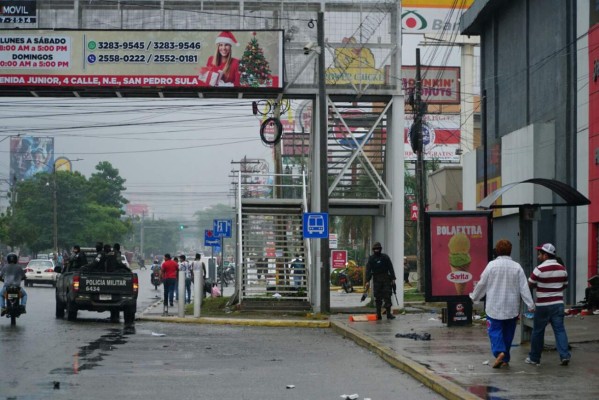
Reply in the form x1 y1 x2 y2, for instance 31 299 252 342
24 259 57 287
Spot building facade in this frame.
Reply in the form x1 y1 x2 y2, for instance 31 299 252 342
462 0 595 303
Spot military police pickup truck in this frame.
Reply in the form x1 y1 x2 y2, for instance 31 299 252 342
54 247 138 324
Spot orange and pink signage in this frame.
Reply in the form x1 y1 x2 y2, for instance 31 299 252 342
425 211 492 301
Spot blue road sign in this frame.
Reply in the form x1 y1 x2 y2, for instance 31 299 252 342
303 212 328 239
213 219 232 238
204 229 220 246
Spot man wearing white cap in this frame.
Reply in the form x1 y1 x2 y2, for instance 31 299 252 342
203 31 240 86
526 243 571 366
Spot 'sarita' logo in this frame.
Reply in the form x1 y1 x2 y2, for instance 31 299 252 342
402 10 427 31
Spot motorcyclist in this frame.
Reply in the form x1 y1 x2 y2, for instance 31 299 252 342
0 253 27 316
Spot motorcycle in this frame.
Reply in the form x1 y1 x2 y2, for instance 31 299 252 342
339 268 354 293
3 285 24 326
216 265 234 287
151 265 162 290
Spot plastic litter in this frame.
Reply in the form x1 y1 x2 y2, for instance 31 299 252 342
395 332 431 341
340 394 359 400
151 332 166 337
286 385 295 389
482 360 489 365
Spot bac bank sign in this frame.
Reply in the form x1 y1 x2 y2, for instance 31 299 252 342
402 0 474 35
0 30 284 91
0 0 36 23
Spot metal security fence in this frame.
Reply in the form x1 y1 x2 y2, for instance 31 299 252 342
235 171 310 305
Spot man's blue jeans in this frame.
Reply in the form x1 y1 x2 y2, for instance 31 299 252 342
529 303 570 363
184 279 192 303
163 278 176 306
0 285 27 307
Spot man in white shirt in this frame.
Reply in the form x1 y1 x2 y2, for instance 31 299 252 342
470 239 535 368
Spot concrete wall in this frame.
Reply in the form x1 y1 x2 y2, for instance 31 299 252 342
427 166 463 211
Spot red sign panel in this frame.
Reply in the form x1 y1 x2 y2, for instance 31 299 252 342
331 250 348 269
425 211 492 301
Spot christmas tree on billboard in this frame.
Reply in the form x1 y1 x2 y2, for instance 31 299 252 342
239 32 272 87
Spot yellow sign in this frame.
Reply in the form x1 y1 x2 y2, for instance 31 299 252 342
325 37 386 85
54 157 71 172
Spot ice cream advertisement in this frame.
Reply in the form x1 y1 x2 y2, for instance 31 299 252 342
425 212 492 300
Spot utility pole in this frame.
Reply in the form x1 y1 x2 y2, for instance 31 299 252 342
53 164 58 255
412 49 427 294
317 11 330 313
140 211 145 259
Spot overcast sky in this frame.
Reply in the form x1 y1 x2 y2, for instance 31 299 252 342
0 98 274 220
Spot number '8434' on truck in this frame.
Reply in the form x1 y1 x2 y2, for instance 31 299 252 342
54 247 138 324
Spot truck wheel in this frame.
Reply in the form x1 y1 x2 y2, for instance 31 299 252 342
123 305 136 325
110 310 120 323
55 293 65 319
66 299 78 321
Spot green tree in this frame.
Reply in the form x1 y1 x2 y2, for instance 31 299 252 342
6 163 131 252
88 161 128 212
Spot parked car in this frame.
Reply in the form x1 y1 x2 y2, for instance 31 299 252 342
24 259 57 287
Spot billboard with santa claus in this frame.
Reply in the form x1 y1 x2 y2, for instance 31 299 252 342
0 30 283 91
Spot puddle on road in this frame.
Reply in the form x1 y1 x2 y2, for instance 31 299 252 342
49 326 136 375
467 385 508 400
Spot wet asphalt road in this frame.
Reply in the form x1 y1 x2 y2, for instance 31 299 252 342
0 270 444 400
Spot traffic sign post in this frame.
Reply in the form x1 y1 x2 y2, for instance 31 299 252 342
213 219 232 238
331 250 348 269
303 212 328 239
213 219 232 295
204 229 220 247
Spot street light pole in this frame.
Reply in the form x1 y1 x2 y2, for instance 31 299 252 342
53 163 58 255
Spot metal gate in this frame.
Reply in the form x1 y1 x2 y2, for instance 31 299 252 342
235 171 311 307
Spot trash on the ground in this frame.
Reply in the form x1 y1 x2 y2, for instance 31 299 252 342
395 332 431 341
473 315 482 320
428 317 438 321
350 314 378 322
151 332 166 337
273 293 282 299
482 360 489 365
340 394 359 400
53 381 60 389
286 385 295 389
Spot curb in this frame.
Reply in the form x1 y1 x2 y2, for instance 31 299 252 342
138 315 330 328
330 321 481 400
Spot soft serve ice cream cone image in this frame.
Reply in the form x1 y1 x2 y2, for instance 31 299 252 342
447 233 471 295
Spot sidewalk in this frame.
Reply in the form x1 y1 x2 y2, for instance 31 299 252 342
139 294 599 400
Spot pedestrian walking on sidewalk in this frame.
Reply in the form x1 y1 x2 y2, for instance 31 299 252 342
160 254 178 307
470 239 535 368
526 243 571 366
365 242 396 320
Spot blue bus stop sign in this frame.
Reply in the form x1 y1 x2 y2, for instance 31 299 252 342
303 212 328 239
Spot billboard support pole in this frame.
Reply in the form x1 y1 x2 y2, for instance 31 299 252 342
317 11 330 313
